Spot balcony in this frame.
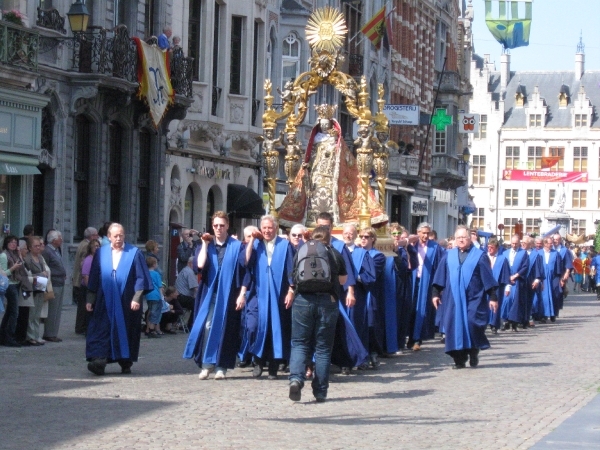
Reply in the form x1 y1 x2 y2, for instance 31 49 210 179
36 8 66 34
388 154 421 185
170 47 194 98
436 70 461 94
0 21 39 72
431 154 468 189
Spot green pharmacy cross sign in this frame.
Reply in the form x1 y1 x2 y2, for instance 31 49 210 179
432 108 453 131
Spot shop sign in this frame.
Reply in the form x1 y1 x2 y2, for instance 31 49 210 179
411 196 429 215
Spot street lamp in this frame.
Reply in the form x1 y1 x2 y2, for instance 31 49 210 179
461 147 470 163
66 0 90 33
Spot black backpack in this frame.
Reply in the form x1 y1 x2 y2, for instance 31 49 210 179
293 240 334 294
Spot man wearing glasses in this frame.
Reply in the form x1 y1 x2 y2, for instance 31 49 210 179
432 226 498 369
177 228 199 274
288 224 306 253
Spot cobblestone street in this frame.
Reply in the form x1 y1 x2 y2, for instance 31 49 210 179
1 291 599 449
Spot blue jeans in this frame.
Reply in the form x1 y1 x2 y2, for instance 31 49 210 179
289 293 339 398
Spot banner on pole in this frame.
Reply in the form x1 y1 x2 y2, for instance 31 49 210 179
502 169 588 183
383 105 420 125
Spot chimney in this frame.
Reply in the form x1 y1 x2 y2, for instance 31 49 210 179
501 53 510 90
575 52 584 81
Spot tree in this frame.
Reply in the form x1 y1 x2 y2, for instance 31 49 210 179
595 221 600 252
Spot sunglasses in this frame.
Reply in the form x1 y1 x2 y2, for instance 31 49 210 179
391 232 401 236
290 233 302 238
359 235 372 239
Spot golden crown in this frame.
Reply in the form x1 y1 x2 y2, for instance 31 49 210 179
315 104 337 120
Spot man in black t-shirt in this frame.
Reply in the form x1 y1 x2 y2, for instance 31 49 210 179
288 226 347 403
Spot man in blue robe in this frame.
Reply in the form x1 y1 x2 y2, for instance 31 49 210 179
86 224 153 375
432 226 498 369
553 233 574 314
384 226 418 352
534 237 562 321
486 237 510 333
501 234 530 331
245 215 294 379
183 211 246 380
408 222 444 351
521 236 544 328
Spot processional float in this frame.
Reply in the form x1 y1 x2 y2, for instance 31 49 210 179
260 7 391 230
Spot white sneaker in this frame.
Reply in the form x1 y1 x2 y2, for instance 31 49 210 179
198 369 211 380
214 370 226 380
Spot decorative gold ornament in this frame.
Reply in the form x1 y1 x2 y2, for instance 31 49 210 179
315 104 337 120
306 6 347 54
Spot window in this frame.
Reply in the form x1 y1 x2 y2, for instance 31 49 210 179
572 190 587 208
435 21 447 71
575 114 587 127
144 0 155 39
504 189 518 207
548 147 565 171
282 33 300 90
479 114 487 139
108 122 122 222
505 146 520 169
434 130 446 154
265 38 272 81
527 146 542 169
188 0 202 81
549 189 555 208
138 130 151 243
529 114 542 127
574 146 588 172
525 218 540 235
251 21 261 126
526 189 541 207
503 218 519 242
39 0 52 8
115 0 126 26
471 208 485 230
572 219 587 235
211 2 221 116
74 116 90 240
230 16 243 95
343 0 363 76
472 155 486 185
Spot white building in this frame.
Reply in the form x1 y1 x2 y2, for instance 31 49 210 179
468 41 600 242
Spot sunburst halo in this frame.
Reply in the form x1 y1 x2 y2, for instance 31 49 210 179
305 6 347 53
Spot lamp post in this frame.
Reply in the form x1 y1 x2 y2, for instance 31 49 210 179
66 0 90 33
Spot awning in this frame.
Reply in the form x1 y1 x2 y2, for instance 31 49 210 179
0 154 41 175
227 184 265 219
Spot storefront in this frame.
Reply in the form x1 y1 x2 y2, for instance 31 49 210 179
410 196 429 233
0 87 48 238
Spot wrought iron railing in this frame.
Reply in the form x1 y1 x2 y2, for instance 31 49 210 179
348 53 363 77
211 86 222 116
251 99 261 126
0 21 39 71
36 8 66 34
170 46 194 97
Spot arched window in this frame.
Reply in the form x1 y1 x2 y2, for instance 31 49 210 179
282 33 300 90
74 115 91 240
185 185 195 228
205 188 215 233
138 129 151 242
108 121 122 222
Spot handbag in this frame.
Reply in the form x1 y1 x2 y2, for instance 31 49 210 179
44 278 55 301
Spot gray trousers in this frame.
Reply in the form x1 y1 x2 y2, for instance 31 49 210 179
43 285 64 338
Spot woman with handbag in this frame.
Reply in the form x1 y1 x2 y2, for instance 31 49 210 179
23 236 51 346
0 235 29 347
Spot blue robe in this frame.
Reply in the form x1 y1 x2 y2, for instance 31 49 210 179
488 253 510 329
183 237 245 368
433 247 498 353
86 243 153 362
525 249 545 322
501 248 529 324
591 255 600 286
411 240 444 341
347 248 377 353
330 239 368 368
556 246 574 310
248 237 294 360
535 250 562 318
366 249 386 353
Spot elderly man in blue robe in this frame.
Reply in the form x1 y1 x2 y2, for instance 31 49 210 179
86 223 153 376
534 237 563 322
501 234 530 331
521 235 544 328
183 211 247 380
408 222 444 351
432 226 499 369
486 237 510 334
245 215 295 380
553 233 574 314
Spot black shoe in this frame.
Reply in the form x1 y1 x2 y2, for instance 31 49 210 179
1 339 21 348
119 361 133 374
550 316 556 322
490 326 498 335
369 354 380 369
315 396 326 403
511 323 518 332
252 364 263 378
452 363 466 369
87 358 107 376
278 363 288 372
469 349 480 367
503 322 510 331
237 360 250 368
289 380 302 401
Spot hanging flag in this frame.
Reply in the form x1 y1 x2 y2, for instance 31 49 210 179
381 8 393 51
361 6 386 50
133 37 174 127
541 156 560 169
485 0 532 50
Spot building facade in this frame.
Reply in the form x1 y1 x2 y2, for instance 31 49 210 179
468 42 600 241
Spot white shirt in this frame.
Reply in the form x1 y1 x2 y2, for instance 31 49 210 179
417 242 427 278
112 247 123 270
266 239 276 266
509 249 516 266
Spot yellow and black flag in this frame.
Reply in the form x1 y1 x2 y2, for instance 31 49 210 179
361 6 386 50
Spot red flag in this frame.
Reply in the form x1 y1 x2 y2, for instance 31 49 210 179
382 8 393 51
541 156 559 169
361 6 386 50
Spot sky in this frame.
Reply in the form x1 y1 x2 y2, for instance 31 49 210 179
470 0 600 72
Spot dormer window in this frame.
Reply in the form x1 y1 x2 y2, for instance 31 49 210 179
529 114 542 127
515 92 525 107
558 92 568 108
575 114 587 127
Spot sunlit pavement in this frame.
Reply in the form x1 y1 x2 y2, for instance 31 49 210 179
1 288 599 449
